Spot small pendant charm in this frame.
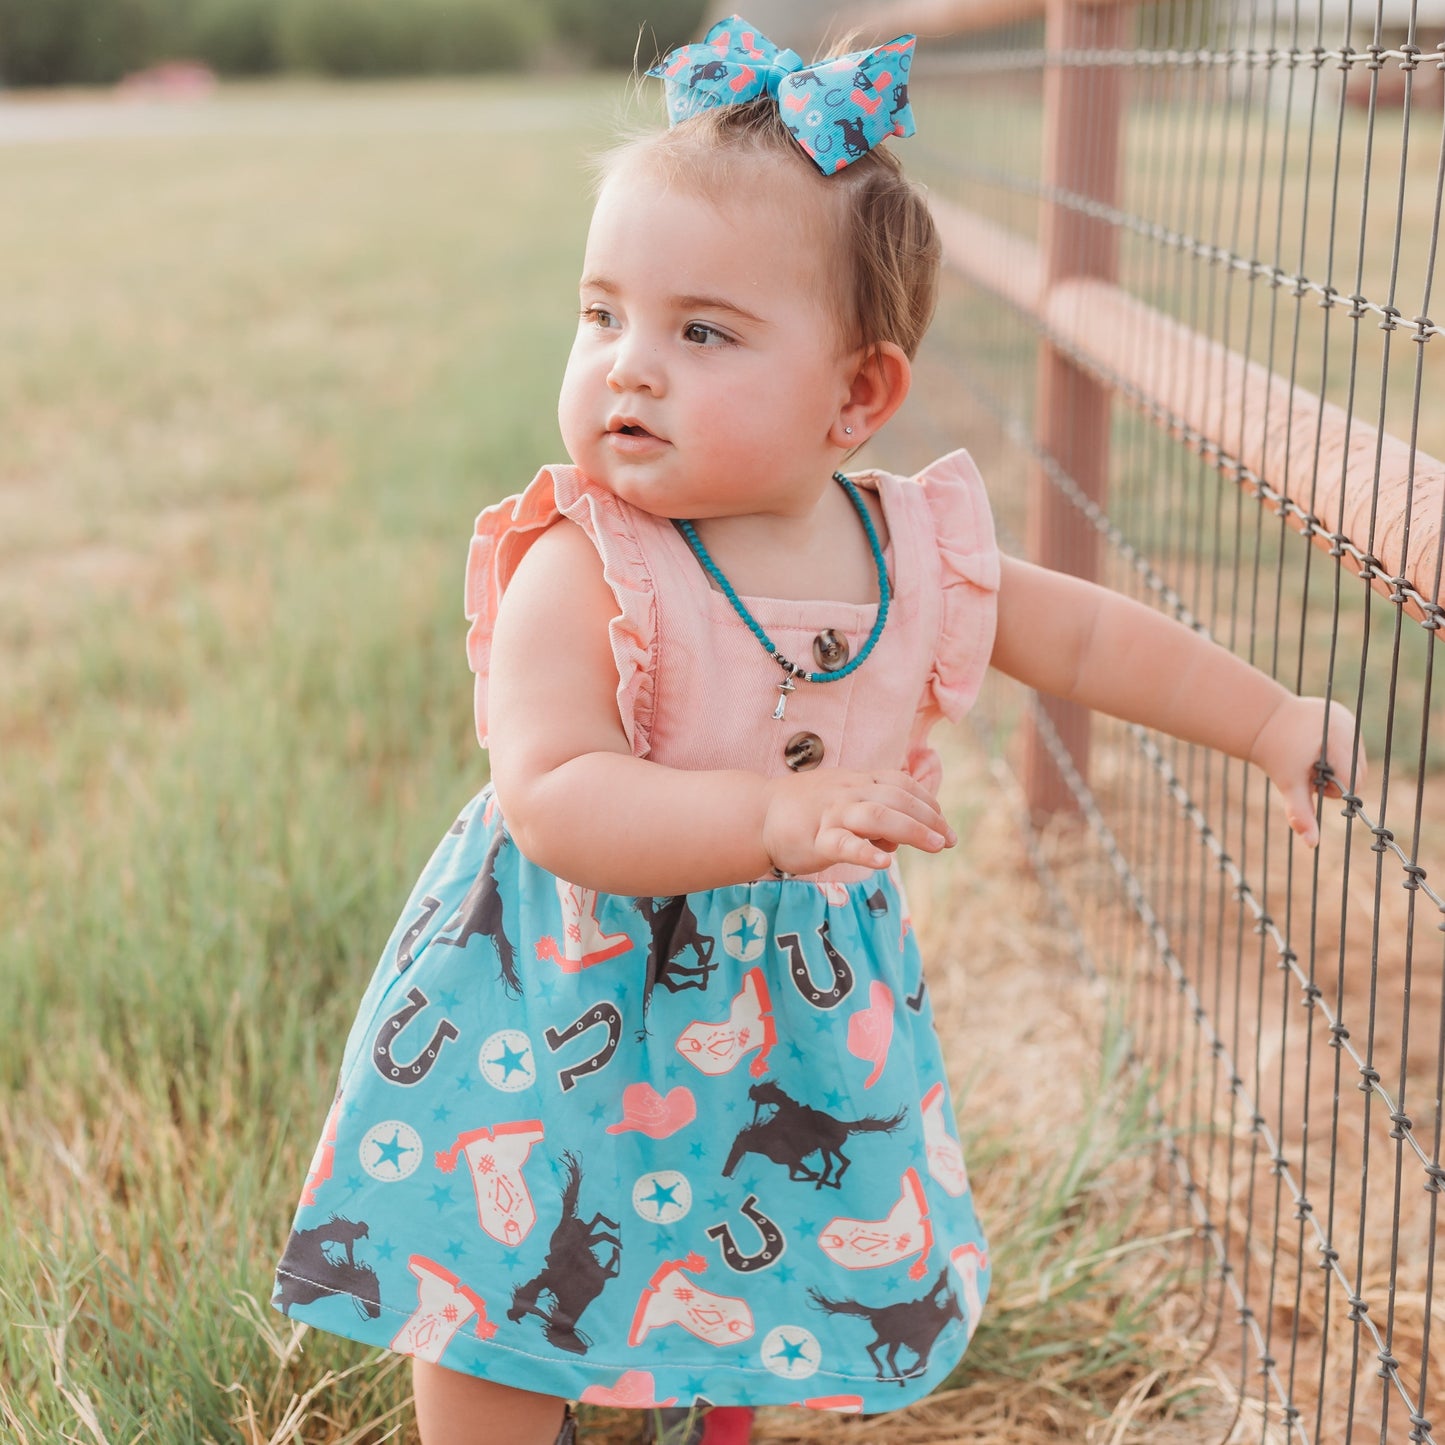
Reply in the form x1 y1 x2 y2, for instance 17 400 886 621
772 675 796 721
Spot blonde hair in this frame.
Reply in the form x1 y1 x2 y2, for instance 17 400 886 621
599 97 941 360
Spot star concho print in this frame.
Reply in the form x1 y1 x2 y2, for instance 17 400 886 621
632 1169 691 1226
761 1324 821 1380
479 1028 536 1092
721 904 767 962
360 1120 423 1181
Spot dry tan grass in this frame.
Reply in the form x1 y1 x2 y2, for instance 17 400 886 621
885 152 1445 1432
1020 715 1445 1445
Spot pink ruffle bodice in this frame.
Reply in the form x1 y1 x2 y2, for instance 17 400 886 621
465 449 999 810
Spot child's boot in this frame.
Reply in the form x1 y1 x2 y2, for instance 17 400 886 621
640 1406 754 1445
554 1404 578 1445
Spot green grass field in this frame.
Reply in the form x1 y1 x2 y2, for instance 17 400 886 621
1 80 1261 1445
0 78 609 1443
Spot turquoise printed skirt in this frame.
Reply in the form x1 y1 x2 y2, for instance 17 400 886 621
273 787 990 1415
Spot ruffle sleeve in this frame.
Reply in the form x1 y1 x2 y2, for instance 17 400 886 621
905 448 1001 790
463 464 658 756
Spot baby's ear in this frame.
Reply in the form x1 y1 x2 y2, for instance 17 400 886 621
835 342 911 448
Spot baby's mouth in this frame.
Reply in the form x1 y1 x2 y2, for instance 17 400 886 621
607 416 664 442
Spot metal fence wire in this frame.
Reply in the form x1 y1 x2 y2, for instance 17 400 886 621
851 0 1445 1440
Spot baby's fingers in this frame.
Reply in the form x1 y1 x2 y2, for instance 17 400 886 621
1282 776 1321 849
1322 701 1368 796
818 827 897 871
866 778 956 846
873 769 949 812
1299 703 1368 847
846 799 952 860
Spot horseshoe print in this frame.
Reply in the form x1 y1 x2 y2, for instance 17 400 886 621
394 895 444 974
371 986 460 1084
706 1193 786 1273
544 1002 623 1091
780 919 855 1009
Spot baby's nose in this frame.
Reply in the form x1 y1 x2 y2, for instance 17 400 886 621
607 336 665 394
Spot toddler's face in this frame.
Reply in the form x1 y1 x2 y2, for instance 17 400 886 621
558 154 857 520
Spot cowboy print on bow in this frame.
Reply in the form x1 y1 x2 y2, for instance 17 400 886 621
648 16 916 175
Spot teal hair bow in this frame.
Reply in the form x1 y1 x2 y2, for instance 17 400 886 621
648 15 916 175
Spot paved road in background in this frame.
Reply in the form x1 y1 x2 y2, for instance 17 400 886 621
0 89 598 145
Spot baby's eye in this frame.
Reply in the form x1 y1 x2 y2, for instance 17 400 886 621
580 306 619 330
683 321 731 346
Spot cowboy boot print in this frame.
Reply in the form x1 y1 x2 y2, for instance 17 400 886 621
920 1082 970 1197
674 966 776 1077
389 1255 498 1363
629 1252 754 1347
434 1119 545 1247
537 880 632 971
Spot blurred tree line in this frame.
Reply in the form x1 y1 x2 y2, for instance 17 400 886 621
0 0 710 86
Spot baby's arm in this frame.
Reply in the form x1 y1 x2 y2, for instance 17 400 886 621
990 556 1364 847
485 519 954 895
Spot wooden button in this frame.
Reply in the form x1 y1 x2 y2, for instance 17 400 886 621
784 732 825 772
812 629 850 672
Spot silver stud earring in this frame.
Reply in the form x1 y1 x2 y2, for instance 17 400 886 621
843 425 854 435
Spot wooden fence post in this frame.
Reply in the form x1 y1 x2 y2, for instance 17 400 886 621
1024 0 1133 818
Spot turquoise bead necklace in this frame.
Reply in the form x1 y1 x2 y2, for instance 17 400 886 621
675 471 891 720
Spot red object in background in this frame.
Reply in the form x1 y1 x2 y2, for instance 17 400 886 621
641 1406 755 1445
699 1408 754 1445
116 62 218 101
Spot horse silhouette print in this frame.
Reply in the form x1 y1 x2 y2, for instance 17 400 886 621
808 1268 963 1383
433 826 520 996
507 1152 621 1354
274 1214 381 1321
722 1079 906 1189
632 895 717 1036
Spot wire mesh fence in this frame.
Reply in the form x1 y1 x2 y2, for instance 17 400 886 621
857 1 1445 1439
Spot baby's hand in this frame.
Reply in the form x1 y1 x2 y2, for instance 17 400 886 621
1251 695 1366 848
761 769 957 875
